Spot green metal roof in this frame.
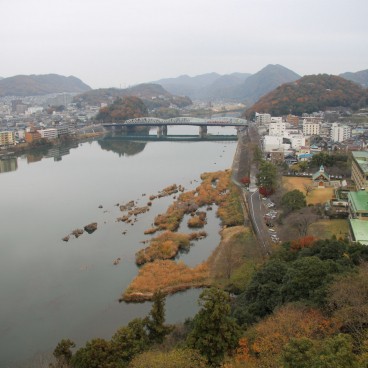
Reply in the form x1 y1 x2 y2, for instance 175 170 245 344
348 191 368 212
352 151 368 174
350 219 368 245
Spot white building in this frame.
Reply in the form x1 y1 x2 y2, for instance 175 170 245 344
290 135 306 150
330 123 351 142
269 121 286 136
55 125 69 136
255 113 271 124
25 106 43 115
263 135 289 151
302 120 321 136
37 128 58 140
270 116 283 124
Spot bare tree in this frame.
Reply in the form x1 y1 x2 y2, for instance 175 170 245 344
303 183 314 197
291 207 318 237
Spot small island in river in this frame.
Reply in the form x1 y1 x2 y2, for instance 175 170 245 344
121 169 248 302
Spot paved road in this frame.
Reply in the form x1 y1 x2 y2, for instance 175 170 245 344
246 189 272 255
232 125 275 256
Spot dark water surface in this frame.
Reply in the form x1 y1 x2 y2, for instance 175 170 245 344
0 126 237 366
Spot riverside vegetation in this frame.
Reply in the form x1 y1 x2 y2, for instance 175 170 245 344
122 169 245 302
50 166 368 367
52 238 368 368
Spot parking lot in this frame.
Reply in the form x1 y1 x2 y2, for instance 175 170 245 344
262 197 280 244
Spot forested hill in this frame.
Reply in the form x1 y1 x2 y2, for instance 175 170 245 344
0 74 91 96
245 74 368 117
74 83 192 109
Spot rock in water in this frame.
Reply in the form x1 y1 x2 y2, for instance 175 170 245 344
84 222 97 234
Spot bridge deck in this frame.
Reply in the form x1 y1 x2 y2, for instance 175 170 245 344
102 116 247 127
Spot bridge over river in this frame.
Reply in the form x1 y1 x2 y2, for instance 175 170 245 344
102 117 248 137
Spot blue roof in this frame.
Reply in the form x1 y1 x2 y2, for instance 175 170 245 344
298 153 313 159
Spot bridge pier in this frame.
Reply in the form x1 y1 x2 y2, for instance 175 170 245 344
199 126 207 138
157 126 167 137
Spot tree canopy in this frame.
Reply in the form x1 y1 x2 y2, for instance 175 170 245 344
96 96 148 122
187 287 241 366
281 189 306 212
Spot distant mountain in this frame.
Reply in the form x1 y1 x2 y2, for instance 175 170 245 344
74 83 192 109
154 72 222 98
154 65 299 103
340 69 368 88
232 64 301 105
154 72 252 100
0 77 3 80
0 74 91 97
245 74 368 117
197 73 251 100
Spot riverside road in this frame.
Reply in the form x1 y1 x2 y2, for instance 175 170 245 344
233 125 272 256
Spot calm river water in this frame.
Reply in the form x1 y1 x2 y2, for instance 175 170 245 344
0 125 237 367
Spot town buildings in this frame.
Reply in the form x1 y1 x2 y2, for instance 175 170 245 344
330 122 351 142
351 151 368 191
0 131 15 147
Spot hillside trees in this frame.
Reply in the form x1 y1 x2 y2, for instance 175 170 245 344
246 74 368 117
96 96 148 122
187 288 241 366
128 348 208 368
326 265 368 347
282 334 360 368
64 291 172 368
233 238 360 326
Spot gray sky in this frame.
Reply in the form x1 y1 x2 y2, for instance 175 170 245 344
2 0 367 89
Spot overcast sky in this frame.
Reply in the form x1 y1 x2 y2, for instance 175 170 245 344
2 0 367 89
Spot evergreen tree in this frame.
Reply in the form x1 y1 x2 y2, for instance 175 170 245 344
187 288 240 366
146 290 173 344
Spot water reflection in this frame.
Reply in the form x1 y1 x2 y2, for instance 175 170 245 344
0 157 17 173
98 138 147 157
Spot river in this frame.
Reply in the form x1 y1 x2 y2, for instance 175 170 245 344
0 125 238 367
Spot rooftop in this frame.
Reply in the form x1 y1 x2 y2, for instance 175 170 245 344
352 151 368 174
349 219 368 245
348 190 368 212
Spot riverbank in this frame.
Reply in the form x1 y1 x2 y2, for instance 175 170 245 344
1 131 104 156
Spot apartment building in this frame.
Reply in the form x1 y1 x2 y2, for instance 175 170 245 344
37 128 58 140
302 120 321 136
269 121 286 136
255 113 271 124
351 151 368 190
0 131 15 146
330 122 351 142
348 190 368 221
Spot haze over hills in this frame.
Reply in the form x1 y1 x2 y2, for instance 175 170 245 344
339 69 368 88
153 72 251 101
230 64 301 104
245 74 368 117
153 64 300 104
0 74 91 97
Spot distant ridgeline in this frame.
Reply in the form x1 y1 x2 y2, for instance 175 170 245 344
153 64 301 104
0 74 91 96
